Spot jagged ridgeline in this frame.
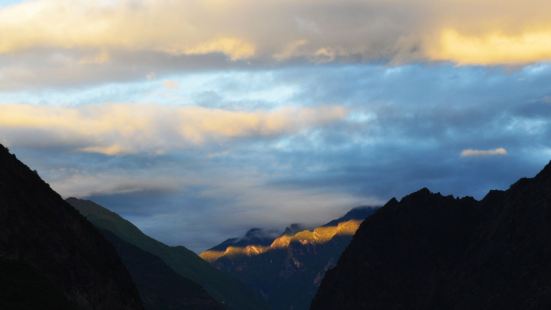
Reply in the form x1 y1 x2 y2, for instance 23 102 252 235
0 144 144 310
312 161 551 310
201 207 377 310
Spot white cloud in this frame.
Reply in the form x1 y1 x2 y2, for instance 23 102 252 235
461 147 508 157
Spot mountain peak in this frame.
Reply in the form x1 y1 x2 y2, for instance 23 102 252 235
244 227 277 239
400 187 442 204
284 223 306 235
312 160 551 310
535 160 551 180
201 206 377 263
0 144 143 310
201 206 378 310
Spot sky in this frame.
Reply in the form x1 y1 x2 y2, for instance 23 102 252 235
1 0 551 251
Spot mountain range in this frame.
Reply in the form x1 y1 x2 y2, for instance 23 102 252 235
312 161 551 310
201 207 377 310
67 198 268 310
7 138 551 310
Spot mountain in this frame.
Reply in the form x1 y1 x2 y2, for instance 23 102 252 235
312 162 551 310
101 230 223 310
68 198 269 310
200 207 377 310
210 228 278 251
0 144 143 310
0 257 72 310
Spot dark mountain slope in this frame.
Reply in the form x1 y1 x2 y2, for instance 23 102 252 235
202 207 377 310
323 207 378 227
312 162 551 310
0 257 72 310
0 144 143 310
68 198 268 310
101 230 223 310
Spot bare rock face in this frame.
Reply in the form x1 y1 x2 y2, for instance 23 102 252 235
312 162 551 310
0 145 144 310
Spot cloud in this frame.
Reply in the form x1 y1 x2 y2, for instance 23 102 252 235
162 80 179 90
0 103 347 154
461 147 508 157
0 1 259 59
176 37 255 61
428 29 551 65
2 0 551 89
7 63 551 251
52 172 183 198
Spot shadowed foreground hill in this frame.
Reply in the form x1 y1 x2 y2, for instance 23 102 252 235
0 145 143 310
101 230 223 310
68 198 269 310
201 207 377 310
312 161 551 310
0 257 72 310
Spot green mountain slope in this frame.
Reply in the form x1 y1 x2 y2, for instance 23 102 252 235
101 230 223 310
67 198 268 310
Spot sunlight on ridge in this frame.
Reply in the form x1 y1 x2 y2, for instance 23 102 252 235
200 219 362 262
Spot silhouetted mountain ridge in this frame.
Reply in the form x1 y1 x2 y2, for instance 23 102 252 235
312 160 551 310
0 144 143 310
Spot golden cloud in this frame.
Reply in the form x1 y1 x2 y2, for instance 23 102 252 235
0 103 347 155
428 29 551 65
175 37 256 61
0 0 550 66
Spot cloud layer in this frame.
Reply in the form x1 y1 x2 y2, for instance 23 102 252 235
2 0 551 88
3 0 551 251
6 63 551 251
0 103 346 154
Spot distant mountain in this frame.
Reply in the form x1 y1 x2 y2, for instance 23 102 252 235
312 161 551 310
201 207 377 310
210 228 278 251
0 144 143 310
101 230 223 310
68 198 269 310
